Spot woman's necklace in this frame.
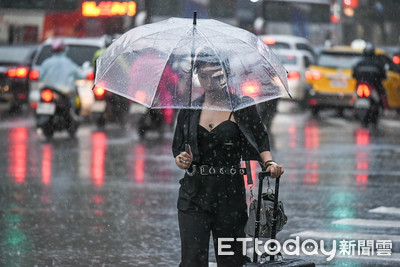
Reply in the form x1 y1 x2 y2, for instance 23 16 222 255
209 123 214 129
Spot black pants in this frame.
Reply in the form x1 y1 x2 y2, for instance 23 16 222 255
177 174 248 267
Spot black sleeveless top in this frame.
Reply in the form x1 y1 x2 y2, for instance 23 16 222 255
178 113 247 213
197 113 241 166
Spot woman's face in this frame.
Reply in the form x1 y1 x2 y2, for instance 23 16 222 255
197 63 225 95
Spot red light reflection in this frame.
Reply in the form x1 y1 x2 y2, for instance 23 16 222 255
304 162 319 184
91 194 104 204
356 128 370 146
132 144 146 183
91 132 107 187
41 144 53 186
355 128 370 186
356 151 369 186
8 128 28 183
304 122 319 149
289 125 297 148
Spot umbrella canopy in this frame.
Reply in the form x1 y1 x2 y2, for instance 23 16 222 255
95 16 289 112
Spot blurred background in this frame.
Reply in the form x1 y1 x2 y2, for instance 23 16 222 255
1 1 400 266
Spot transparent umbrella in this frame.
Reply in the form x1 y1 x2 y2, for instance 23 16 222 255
94 14 290 112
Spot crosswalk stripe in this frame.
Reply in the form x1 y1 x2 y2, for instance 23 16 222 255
291 231 400 242
332 218 400 228
369 206 400 215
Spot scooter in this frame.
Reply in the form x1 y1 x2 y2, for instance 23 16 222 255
91 86 131 130
353 81 381 128
35 86 80 140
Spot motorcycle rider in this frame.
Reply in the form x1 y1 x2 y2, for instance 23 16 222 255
91 36 131 129
39 38 83 116
92 35 113 72
352 42 388 109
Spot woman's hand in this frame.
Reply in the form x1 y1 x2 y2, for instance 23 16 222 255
265 161 284 178
175 146 193 169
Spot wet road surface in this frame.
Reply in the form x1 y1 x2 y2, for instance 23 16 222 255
0 103 400 266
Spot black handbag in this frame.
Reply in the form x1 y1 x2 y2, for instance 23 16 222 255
244 177 287 238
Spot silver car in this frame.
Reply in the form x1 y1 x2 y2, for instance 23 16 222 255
275 50 312 105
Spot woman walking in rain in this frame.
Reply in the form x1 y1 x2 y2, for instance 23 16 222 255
172 47 284 267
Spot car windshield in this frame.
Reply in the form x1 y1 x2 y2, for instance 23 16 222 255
277 54 297 65
36 45 100 66
318 52 363 69
0 46 35 65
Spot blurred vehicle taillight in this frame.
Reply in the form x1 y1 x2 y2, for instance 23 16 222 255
7 67 29 78
262 37 276 45
93 86 106 99
357 84 370 98
41 89 53 102
241 81 260 97
287 71 300 81
29 69 40 80
86 71 95 81
393 55 400 65
305 70 322 81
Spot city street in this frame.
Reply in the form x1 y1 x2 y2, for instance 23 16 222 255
0 102 400 266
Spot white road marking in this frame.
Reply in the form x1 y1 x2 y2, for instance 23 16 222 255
369 207 400 216
332 218 400 228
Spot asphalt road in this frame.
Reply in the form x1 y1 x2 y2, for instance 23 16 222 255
0 103 399 266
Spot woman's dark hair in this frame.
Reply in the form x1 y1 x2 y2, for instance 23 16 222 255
193 47 231 75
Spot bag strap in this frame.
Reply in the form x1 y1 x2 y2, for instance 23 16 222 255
245 161 255 201
245 160 253 185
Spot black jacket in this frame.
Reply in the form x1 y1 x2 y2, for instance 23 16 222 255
353 56 387 84
172 95 271 162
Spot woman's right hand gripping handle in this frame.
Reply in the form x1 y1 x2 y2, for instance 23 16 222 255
175 145 193 170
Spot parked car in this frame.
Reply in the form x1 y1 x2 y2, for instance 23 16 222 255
305 45 400 116
274 49 312 105
259 34 317 64
0 44 38 113
29 36 108 116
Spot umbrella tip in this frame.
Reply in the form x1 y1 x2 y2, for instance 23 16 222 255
193 11 197 25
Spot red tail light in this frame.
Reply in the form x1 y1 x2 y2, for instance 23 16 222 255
17 93 27 100
305 70 322 81
86 72 95 80
392 56 400 65
241 81 260 97
93 86 106 98
393 55 400 65
134 90 147 102
262 37 276 45
41 89 53 102
357 84 371 98
8 67 29 78
29 70 40 80
287 71 300 81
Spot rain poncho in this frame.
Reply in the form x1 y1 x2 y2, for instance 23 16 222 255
39 52 82 95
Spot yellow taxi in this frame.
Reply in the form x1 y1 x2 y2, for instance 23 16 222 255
305 45 400 115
